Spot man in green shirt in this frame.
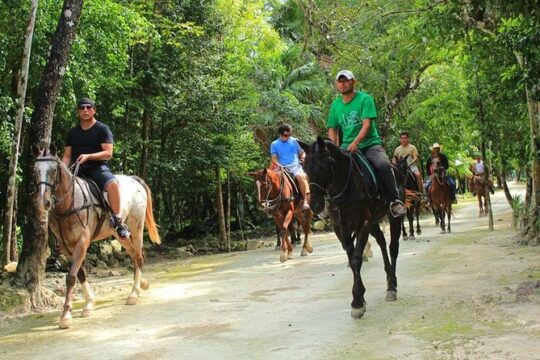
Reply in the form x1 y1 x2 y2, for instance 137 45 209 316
327 70 406 217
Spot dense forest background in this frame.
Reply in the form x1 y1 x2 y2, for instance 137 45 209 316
0 0 539 267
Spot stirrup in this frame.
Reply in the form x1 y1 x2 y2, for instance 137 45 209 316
389 200 406 218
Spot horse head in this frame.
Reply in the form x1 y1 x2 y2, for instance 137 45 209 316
247 168 281 210
300 136 342 214
432 157 446 178
395 155 410 186
33 145 60 212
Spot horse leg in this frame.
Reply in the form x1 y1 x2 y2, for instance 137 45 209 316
407 209 415 240
369 224 396 301
363 239 373 261
439 207 446 234
350 223 370 319
447 205 452 233
401 216 408 241
77 266 95 318
275 225 281 250
415 202 422 235
387 217 401 300
299 209 313 256
59 240 89 329
478 195 483 216
275 210 292 262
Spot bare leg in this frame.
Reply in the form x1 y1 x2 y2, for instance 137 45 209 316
106 180 121 215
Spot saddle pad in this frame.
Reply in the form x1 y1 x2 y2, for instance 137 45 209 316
352 152 379 196
80 176 110 210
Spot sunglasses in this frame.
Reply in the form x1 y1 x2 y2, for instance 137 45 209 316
78 104 94 110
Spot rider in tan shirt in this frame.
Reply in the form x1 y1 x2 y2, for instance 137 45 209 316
393 131 424 194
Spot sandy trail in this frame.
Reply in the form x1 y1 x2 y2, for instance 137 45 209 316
0 184 538 360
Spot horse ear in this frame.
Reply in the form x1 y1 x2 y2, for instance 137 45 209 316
49 144 57 156
32 146 42 157
298 140 310 154
316 136 326 151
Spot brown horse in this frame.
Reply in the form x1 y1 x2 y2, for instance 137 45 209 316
248 168 313 262
33 147 160 329
430 158 452 233
469 175 492 216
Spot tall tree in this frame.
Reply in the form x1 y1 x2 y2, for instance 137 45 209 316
14 0 83 309
2 0 38 266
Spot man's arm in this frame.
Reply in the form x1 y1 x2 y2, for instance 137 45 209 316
62 146 72 166
347 119 371 152
328 128 339 145
270 154 280 168
76 143 113 164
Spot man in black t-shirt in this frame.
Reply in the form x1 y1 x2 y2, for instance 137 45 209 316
62 98 130 239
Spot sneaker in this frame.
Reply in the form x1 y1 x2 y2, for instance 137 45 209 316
390 201 406 217
110 215 131 239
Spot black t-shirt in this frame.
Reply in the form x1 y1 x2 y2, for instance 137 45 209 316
65 120 113 170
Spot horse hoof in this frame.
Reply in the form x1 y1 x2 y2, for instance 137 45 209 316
351 305 366 319
301 249 308 257
59 317 72 329
362 255 369 262
81 308 93 318
386 290 397 301
140 279 150 290
410 236 415 241
280 253 288 263
126 297 138 305
403 235 408 241
306 245 313 254
417 230 422 235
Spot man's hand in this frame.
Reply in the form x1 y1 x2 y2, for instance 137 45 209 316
77 154 91 164
347 141 359 153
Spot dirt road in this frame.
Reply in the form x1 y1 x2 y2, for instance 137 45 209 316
1 185 539 360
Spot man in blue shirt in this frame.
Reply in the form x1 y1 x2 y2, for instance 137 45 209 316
270 123 310 210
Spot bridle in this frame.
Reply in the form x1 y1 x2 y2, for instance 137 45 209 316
36 157 80 207
308 151 353 205
259 170 285 213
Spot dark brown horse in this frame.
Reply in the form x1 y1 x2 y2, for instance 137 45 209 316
248 168 313 262
395 156 423 240
430 158 452 233
34 147 160 329
301 137 402 319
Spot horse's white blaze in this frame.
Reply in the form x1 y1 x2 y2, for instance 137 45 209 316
255 180 262 203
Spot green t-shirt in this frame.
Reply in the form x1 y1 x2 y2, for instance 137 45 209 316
327 91 381 150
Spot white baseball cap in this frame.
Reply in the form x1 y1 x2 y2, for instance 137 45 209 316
335 70 355 81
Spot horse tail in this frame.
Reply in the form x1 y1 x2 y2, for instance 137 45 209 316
132 176 161 245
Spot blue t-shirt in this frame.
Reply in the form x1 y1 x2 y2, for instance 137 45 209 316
270 137 302 166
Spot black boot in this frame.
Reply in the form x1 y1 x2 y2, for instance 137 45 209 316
110 214 131 239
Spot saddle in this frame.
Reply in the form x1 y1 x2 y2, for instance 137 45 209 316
79 176 111 211
281 168 302 201
351 152 379 198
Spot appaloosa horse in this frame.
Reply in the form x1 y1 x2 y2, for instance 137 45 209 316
396 156 423 240
248 168 313 262
300 137 402 319
34 147 160 329
430 158 452 233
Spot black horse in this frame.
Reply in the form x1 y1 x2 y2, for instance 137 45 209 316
395 156 423 240
300 137 402 319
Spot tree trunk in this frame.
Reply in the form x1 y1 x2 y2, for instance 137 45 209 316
226 171 231 252
498 171 514 209
2 0 38 266
14 0 83 309
139 106 150 179
525 87 540 239
215 166 227 247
